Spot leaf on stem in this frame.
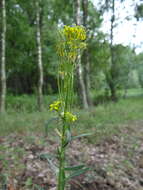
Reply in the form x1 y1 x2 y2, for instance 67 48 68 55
39 153 55 160
66 167 90 181
63 129 72 147
71 133 93 140
44 117 59 137
39 154 58 174
65 164 85 171
55 128 62 138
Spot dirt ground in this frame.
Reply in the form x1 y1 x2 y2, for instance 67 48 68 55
0 120 143 190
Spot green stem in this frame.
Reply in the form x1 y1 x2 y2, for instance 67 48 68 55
57 122 66 190
57 72 72 190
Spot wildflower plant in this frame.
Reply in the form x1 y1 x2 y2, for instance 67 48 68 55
49 25 89 190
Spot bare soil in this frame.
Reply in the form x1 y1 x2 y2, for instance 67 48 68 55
0 120 143 190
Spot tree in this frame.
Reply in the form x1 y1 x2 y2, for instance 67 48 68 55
135 3 143 88
103 0 118 101
73 0 89 109
135 3 143 21
36 0 44 111
100 0 128 101
135 52 143 88
82 0 93 106
0 0 6 113
110 45 135 90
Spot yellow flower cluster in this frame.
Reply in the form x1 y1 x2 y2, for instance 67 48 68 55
57 48 77 61
49 100 62 111
57 25 86 60
64 112 77 122
63 25 86 41
50 101 77 122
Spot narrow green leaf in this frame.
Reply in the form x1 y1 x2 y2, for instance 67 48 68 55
65 164 85 171
47 158 58 175
71 133 93 140
39 153 55 160
66 167 90 181
63 141 69 148
39 154 58 174
63 129 72 147
44 117 59 136
57 147 61 156
66 129 72 142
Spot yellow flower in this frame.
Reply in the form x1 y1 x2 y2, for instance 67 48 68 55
68 51 76 60
63 25 86 41
49 100 62 111
64 112 77 122
57 25 87 61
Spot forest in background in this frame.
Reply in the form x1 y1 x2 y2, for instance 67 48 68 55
0 0 143 112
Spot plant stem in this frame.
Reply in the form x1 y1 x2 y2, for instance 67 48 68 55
58 123 66 190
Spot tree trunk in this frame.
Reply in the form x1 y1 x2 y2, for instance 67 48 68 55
0 0 6 113
108 79 117 101
109 0 117 101
36 0 44 111
73 0 89 109
105 72 117 101
83 50 92 105
82 0 93 106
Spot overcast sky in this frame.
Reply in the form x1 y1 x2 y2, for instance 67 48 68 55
91 0 143 54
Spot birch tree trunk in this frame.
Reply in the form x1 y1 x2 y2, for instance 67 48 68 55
82 0 93 106
0 0 6 113
73 0 89 109
36 0 44 111
109 0 117 101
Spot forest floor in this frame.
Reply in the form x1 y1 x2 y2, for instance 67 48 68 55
0 93 143 190
0 119 143 190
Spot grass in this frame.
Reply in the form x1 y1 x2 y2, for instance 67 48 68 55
6 94 58 112
123 88 143 97
74 95 143 142
0 89 143 140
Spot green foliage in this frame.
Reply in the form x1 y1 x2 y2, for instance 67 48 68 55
1 90 143 137
6 94 58 112
108 45 135 90
3 0 139 102
6 0 60 94
4 0 107 97
135 3 143 20
138 66 143 88
135 52 143 88
89 42 137 100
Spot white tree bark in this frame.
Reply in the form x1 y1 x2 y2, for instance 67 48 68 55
74 0 89 109
82 0 93 106
109 0 117 101
36 0 44 111
0 0 6 113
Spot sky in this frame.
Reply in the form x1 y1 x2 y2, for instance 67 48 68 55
91 0 143 54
